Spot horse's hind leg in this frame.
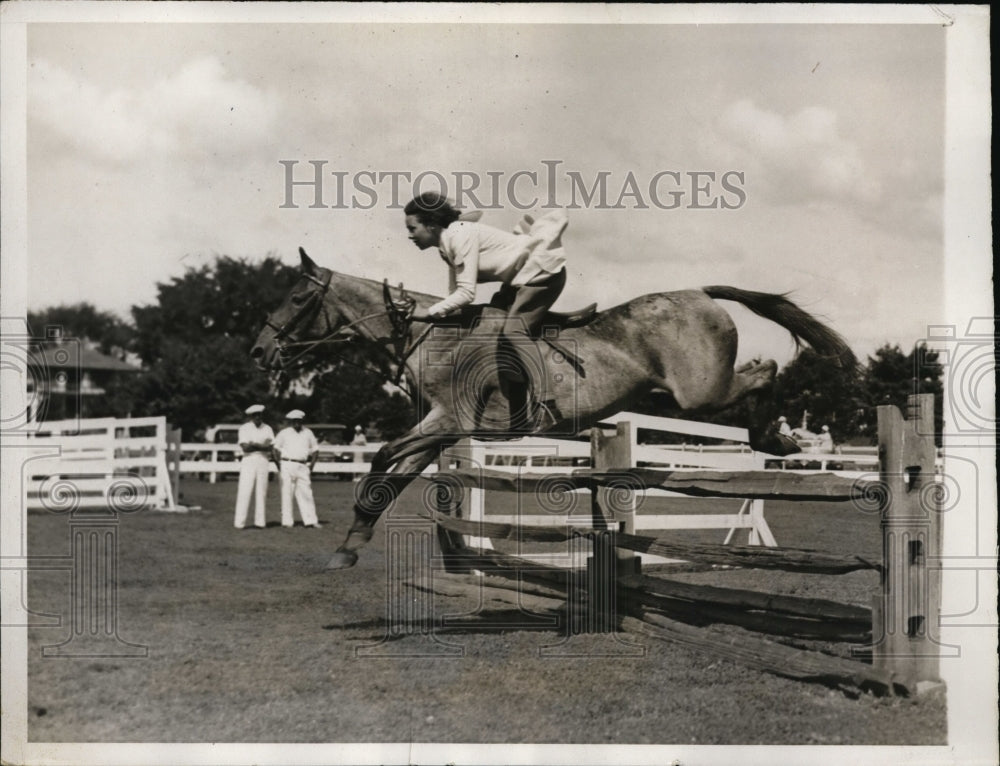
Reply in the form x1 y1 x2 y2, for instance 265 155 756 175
717 359 778 409
717 359 800 455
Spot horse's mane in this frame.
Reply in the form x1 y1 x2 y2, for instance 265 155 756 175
329 269 444 307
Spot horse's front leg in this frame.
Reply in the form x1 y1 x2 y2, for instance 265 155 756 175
327 412 458 569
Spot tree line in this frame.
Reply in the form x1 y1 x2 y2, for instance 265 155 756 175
28 256 943 445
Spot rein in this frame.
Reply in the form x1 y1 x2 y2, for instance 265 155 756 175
265 272 431 390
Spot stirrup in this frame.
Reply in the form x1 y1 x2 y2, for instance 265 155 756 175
530 399 560 431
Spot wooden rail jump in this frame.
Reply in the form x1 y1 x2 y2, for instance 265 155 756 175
391 394 943 698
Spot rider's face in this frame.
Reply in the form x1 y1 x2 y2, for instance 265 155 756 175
405 215 440 250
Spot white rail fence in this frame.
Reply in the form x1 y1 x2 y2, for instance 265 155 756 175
25 416 181 511
455 414 777 563
178 441 880 481
23 415 887 517
178 443 385 482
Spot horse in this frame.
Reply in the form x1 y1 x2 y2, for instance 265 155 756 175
251 249 856 569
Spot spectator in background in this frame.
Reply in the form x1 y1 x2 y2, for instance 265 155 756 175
272 410 321 528
818 425 834 453
234 404 274 529
777 416 792 437
351 425 368 446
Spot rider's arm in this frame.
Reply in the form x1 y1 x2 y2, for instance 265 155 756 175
427 224 479 317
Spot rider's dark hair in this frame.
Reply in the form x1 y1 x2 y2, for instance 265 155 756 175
404 192 461 228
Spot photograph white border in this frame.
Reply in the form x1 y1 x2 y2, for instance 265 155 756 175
1 4 993 765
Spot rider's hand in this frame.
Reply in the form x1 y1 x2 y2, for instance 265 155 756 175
411 308 431 322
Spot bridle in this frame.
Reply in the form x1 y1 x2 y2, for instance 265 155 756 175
263 271 430 388
263 270 341 370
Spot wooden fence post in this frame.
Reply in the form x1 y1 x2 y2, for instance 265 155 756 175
165 426 183 509
588 422 641 632
871 393 942 690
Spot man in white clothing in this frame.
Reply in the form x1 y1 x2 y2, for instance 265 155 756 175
234 404 274 529
818 425 835 453
350 425 368 446
272 410 321 528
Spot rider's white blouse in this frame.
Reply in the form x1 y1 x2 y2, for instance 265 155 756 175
428 211 568 317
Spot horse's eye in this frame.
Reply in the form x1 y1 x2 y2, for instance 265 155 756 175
291 293 309 306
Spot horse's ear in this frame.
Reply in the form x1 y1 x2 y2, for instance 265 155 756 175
299 247 318 276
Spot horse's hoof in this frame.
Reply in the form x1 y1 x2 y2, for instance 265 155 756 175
326 550 359 570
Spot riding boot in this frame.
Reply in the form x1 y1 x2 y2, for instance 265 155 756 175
505 380 533 433
506 380 559 433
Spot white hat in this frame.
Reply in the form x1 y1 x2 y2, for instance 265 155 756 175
822 425 830 432
245 404 265 415
777 416 787 422
355 425 363 431
286 409 306 420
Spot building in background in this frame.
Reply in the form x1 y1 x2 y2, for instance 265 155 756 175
27 342 140 422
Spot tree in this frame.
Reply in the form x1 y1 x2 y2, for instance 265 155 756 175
303 346 416 441
28 303 134 359
862 343 944 445
131 255 298 365
121 336 274 438
121 254 419 440
124 256 302 437
772 348 867 442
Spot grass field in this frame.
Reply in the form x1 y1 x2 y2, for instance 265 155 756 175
25 476 947 745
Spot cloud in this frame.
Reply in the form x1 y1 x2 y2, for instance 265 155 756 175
710 99 882 207
29 57 280 166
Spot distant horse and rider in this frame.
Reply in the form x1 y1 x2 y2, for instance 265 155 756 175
251 198 856 569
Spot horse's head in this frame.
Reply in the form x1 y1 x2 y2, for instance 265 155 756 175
251 248 344 374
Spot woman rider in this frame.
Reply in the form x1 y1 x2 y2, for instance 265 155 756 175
403 192 568 431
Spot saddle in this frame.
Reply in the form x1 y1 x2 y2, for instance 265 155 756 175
453 301 598 330
542 303 598 328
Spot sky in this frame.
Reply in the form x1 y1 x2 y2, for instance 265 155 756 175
22 15 948 367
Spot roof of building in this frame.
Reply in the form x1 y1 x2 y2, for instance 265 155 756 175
30 344 140 372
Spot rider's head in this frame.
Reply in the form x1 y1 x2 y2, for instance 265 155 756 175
404 193 460 250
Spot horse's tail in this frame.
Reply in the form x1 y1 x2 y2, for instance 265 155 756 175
702 286 857 371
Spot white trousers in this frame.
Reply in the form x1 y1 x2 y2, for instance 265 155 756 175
280 461 318 526
234 453 270 527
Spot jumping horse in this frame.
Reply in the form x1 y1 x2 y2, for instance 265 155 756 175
251 249 856 569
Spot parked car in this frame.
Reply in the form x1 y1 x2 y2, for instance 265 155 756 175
305 424 358 480
198 424 242 481
306 423 349 446
205 424 241 445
